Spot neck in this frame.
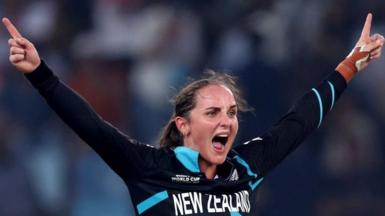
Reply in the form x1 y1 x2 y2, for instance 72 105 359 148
199 158 217 179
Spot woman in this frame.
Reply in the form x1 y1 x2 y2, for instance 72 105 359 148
2 14 384 215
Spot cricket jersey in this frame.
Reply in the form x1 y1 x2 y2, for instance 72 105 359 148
25 61 347 215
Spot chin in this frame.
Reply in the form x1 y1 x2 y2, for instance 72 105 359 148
211 156 227 165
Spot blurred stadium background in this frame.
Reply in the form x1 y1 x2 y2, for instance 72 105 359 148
1 0 385 215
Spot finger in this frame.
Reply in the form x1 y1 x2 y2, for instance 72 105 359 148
9 54 25 63
362 39 382 52
377 38 385 47
370 35 385 48
370 52 381 59
370 33 384 42
370 46 382 57
8 38 21 48
15 38 33 49
2 17 23 39
10 47 26 55
371 44 383 52
370 49 380 57
16 38 26 46
360 13 372 42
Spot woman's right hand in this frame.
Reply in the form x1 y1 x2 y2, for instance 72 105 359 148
2 17 41 73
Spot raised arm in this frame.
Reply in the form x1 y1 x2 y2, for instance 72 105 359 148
234 13 384 176
2 17 158 180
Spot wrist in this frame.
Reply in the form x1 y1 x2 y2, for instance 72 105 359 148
335 47 370 83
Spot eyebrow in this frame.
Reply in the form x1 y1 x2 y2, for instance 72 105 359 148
204 104 237 110
229 105 237 109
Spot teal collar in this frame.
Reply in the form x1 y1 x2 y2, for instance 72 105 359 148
174 146 200 173
173 146 235 178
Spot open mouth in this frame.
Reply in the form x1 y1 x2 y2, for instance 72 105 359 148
212 135 228 145
212 134 229 152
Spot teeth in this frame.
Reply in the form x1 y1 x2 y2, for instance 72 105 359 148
217 134 228 137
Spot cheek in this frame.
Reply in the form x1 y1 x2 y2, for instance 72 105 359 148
192 121 215 138
190 119 217 145
232 119 239 133
228 120 239 145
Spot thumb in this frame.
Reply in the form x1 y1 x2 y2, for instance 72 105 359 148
15 37 33 49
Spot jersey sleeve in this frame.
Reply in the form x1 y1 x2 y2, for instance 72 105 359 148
25 61 160 182
234 71 347 176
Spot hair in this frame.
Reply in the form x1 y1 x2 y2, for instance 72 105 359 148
159 70 251 148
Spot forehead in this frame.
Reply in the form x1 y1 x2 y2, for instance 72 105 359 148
195 84 236 107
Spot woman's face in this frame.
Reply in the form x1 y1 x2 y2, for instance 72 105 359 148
182 84 239 167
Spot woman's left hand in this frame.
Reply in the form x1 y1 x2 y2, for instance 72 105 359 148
336 13 384 82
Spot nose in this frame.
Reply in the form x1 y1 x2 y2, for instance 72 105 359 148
219 113 231 128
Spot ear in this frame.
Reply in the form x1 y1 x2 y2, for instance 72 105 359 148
174 116 190 136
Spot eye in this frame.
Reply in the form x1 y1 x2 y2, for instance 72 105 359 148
228 109 237 118
206 110 218 117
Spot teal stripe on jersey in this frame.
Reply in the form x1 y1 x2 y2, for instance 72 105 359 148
327 81 335 111
234 155 264 190
312 88 323 128
137 190 169 215
249 178 264 191
234 156 257 177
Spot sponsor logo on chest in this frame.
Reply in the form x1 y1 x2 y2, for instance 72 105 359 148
171 174 201 184
172 190 250 215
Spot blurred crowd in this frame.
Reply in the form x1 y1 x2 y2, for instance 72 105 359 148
1 0 385 215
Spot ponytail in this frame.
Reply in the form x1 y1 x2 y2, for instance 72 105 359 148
159 115 183 148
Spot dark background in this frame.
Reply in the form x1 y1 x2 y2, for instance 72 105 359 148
1 0 385 215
